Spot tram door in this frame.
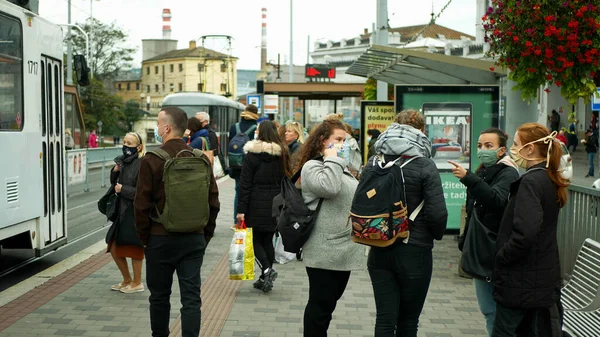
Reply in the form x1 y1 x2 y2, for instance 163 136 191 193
40 56 66 248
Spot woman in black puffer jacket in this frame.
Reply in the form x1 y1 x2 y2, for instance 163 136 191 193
368 110 448 337
451 128 519 337
236 120 291 293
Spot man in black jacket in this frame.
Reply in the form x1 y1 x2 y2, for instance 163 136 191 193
583 128 598 178
195 111 218 154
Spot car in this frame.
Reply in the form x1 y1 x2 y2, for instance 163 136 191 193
559 142 573 181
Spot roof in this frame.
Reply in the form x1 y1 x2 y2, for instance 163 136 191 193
144 47 234 62
389 23 475 41
162 92 245 110
346 45 506 85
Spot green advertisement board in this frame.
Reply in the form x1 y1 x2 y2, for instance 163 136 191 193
395 85 500 231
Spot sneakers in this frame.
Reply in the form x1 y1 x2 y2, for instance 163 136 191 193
253 278 264 290
110 282 129 291
259 269 278 293
120 284 145 293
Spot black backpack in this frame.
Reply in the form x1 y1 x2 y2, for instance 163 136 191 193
272 167 323 254
349 155 424 247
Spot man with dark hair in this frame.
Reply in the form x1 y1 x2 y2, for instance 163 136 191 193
135 106 220 337
228 104 258 227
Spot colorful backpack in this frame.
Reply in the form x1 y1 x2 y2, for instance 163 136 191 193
349 156 424 247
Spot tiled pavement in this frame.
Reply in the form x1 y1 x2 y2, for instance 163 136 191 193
0 178 489 337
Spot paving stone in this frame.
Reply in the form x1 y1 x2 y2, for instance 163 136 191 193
54 329 86 336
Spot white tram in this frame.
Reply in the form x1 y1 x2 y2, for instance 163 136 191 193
0 0 89 257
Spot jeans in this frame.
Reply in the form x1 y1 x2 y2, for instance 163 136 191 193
588 152 596 177
234 176 240 223
253 230 275 274
145 234 206 337
303 267 351 337
474 279 496 337
367 243 433 337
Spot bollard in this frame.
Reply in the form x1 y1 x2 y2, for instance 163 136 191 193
101 155 106 188
84 151 90 192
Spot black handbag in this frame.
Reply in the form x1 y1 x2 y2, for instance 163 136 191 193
461 208 497 281
98 184 119 222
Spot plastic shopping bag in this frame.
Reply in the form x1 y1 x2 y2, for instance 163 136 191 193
229 221 255 280
213 155 225 179
273 233 296 265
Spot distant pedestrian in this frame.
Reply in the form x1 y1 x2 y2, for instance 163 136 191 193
195 111 219 153
567 119 578 152
294 119 365 337
284 121 305 170
135 107 220 337
549 109 560 133
64 128 74 150
583 129 598 178
107 132 145 294
492 123 569 337
88 129 98 148
186 117 208 150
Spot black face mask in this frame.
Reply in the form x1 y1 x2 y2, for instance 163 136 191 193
122 145 138 156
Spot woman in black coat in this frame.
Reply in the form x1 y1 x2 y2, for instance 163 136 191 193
236 120 291 293
450 128 519 337
492 123 569 337
107 132 145 294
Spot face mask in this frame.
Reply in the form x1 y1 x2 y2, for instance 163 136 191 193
510 145 528 169
478 148 501 168
154 125 163 144
367 137 372 143
331 142 344 157
122 145 138 156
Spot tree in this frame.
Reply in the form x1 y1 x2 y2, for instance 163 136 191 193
123 100 142 132
80 78 124 135
362 78 394 100
66 18 136 80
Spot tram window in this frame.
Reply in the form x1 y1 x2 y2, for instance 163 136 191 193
49 144 55 215
47 63 53 136
42 143 48 216
41 61 46 136
56 142 62 212
54 64 60 135
0 14 24 131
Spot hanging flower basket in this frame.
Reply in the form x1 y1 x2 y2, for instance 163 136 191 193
484 1 600 103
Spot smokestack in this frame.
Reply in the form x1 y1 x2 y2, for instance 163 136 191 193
261 8 267 71
162 9 172 39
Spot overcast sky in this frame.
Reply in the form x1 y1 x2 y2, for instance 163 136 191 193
39 0 477 70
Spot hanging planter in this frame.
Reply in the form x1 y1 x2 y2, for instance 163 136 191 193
484 0 600 103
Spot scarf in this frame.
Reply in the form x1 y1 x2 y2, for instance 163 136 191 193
374 123 432 158
240 111 259 120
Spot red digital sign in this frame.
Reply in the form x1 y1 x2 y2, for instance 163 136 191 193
305 64 336 79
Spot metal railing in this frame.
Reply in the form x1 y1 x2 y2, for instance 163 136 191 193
557 185 600 280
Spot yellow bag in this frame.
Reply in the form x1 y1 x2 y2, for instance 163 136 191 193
229 221 255 280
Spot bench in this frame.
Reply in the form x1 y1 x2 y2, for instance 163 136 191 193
562 239 600 337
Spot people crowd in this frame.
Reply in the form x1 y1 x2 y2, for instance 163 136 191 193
97 102 571 337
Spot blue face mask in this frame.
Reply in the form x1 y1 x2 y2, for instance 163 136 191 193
154 125 163 144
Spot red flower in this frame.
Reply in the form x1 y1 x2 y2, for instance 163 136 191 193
546 74 553 80
544 88 551 93
526 41 533 47
513 36 519 42
489 67 495 72
555 81 562 87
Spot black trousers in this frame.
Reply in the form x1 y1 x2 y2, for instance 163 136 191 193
145 234 206 337
253 230 275 274
367 243 433 337
303 267 351 337
492 301 563 337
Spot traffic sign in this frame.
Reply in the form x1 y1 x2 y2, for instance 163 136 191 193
247 94 261 109
593 88 600 111
264 95 278 114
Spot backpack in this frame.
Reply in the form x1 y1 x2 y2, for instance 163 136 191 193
272 168 323 254
349 156 424 247
148 148 212 233
228 123 256 168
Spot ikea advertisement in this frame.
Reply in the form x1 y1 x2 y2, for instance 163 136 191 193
360 101 394 164
395 85 500 231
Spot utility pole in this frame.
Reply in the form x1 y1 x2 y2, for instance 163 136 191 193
288 0 294 121
88 0 94 79
376 0 388 101
66 0 73 85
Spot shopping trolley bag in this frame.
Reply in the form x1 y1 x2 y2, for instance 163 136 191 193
229 221 255 280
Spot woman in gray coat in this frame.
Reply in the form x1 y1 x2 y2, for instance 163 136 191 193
295 119 365 337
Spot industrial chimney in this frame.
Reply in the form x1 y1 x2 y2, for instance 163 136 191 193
260 8 267 71
162 8 172 39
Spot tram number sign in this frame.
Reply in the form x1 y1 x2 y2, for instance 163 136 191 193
305 64 336 79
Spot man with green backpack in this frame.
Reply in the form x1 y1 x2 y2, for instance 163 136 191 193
134 106 220 337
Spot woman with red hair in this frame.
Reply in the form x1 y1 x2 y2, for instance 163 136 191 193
492 123 569 337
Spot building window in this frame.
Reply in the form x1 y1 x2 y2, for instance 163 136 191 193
162 84 165 92
154 66 159 74
179 64 183 72
146 67 149 75
147 85 150 93
220 83 227 92
170 64 174 73
198 63 204 72
136 82 140 90
117 83 122 91
155 84 159 92
170 83 174 92
126 83 130 91
220 63 227 72
198 83 204 92
178 83 183 91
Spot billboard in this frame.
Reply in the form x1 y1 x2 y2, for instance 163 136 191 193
360 101 394 164
67 150 87 186
395 85 500 231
